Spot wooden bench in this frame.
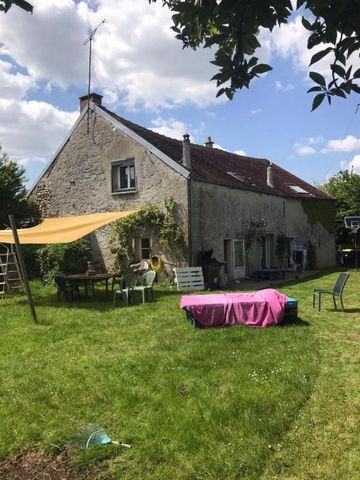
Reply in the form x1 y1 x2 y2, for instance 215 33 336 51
174 267 205 292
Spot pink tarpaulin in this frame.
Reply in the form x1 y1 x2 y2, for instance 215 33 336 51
180 289 288 328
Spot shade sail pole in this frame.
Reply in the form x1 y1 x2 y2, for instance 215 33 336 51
9 215 38 324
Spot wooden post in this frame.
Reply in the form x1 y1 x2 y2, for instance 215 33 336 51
9 215 38 324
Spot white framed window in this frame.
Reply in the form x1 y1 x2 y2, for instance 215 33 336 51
111 159 135 193
141 238 151 259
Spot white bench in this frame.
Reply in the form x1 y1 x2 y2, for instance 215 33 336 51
174 267 205 292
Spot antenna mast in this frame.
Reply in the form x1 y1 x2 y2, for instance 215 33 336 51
83 19 106 133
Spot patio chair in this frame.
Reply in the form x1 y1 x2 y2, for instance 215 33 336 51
113 273 137 307
133 270 156 304
111 271 123 293
54 272 76 301
312 272 350 312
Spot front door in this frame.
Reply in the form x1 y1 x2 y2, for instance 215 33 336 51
224 239 246 281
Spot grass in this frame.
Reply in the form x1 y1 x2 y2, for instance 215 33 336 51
0 271 359 479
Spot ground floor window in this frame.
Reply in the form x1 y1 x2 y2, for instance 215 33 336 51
141 238 151 259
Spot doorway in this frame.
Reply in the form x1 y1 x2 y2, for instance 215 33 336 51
224 239 246 281
261 234 274 268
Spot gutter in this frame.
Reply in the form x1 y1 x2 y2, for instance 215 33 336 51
187 176 193 266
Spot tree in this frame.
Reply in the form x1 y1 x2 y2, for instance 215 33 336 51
319 170 360 245
150 0 360 110
0 149 38 229
0 0 33 14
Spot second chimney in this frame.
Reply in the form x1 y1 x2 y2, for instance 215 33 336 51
79 92 103 112
204 136 214 148
266 161 274 187
182 133 191 168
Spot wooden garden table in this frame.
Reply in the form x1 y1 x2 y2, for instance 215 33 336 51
64 273 113 299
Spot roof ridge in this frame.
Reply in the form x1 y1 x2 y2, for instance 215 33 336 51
99 105 182 144
97 104 333 201
100 105 265 158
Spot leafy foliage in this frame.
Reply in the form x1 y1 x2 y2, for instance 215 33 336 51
319 170 360 244
110 198 186 264
150 0 360 108
0 150 39 229
37 240 92 284
306 240 317 269
301 199 336 235
0 0 33 13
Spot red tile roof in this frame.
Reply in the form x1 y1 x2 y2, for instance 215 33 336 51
101 106 332 200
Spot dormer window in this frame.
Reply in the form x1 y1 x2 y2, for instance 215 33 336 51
111 159 135 193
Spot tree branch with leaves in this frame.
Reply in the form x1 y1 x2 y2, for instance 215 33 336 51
149 0 360 110
0 0 33 14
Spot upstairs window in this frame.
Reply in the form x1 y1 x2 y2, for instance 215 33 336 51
111 159 135 193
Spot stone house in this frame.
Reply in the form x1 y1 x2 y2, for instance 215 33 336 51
29 93 336 280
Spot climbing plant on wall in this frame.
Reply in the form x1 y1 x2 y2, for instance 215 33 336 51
109 198 187 264
301 199 336 234
244 219 266 250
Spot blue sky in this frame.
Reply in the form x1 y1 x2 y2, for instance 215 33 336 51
1 0 360 190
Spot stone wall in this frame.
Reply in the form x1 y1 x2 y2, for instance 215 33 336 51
190 181 335 275
30 110 189 270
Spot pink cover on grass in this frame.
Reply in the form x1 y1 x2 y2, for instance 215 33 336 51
180 289 287 328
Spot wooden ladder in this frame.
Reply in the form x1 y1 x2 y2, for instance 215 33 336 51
0 244 24 297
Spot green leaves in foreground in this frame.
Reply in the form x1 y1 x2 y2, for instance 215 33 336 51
149 0 360 109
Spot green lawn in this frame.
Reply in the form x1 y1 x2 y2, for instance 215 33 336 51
0 271 359 479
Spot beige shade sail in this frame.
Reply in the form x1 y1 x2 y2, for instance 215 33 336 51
0 210 140 245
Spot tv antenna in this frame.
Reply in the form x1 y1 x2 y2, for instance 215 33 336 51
83 19 106 133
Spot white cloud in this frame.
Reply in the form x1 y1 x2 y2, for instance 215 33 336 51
251 108 262 115
308 135 324 145
341 154 360 173
294 143 316 155
150 117 188 140
0 99 78 164
234 149 247 156
0 59 35 99
0 0 88 88
270 14 360 84
275 80 294 92
149 116 208 145
322 135 360 153
0 0 224 110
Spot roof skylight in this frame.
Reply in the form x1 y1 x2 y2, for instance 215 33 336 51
287 184 310 194
227 171 251 182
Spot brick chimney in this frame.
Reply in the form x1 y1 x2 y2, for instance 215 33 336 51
204 136 214 148
182 133 191 168
266 161 274 187
79 92 103 112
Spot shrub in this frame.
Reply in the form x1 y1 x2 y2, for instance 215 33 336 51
23 245 42 280
37 240 92 284
307 241 317 270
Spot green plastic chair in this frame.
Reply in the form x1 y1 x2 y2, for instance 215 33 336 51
133 271 156 304
113 273 137 307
